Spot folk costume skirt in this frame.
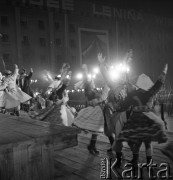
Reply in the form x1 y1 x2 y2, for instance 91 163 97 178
73 105 104 133
4 87 31 109
30 102 74 126
0 91 5 108
117 111 168 144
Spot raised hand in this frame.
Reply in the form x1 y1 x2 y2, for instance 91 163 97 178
30 68 33 73
125 49 133 63
98 53 105 63
163 64 168 74
14 64 18 69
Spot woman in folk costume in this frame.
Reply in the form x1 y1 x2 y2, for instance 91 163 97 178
44 73 62 108
1 64 31 116
114 64 168 167
73 64 111 155
30 63 75 126
97 52 132 154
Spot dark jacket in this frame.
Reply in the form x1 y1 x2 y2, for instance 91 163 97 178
19 72 33 97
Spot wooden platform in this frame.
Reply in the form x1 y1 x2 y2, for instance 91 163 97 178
0 114 80 180
0 113 172 180
54 132 173 180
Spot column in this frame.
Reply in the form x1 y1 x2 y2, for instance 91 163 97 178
15 7 22 66
48 10 55 72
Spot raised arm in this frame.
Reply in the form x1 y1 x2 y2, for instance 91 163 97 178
148 64 168 97
12 64 19 79
98 53 125 99
98 53 114 90
27 68 33 79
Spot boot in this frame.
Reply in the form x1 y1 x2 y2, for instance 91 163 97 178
129 154 139 166
87 134 99 155
107 136 114 153
129 154 139 176
116 152 122 168
15 110 20 116
147 156 152 165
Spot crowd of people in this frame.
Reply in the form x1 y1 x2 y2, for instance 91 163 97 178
0 51 173 169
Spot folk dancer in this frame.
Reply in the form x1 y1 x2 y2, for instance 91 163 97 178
115 64 168 167
1 64 32 116
18 68 34 112
73 64 110 155
45 73 62 107
97 52 129 157
30 63 75 126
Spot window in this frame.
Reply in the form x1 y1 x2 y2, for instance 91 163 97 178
22 35 30 45
39 38 46 47
69 24 75 32
1 34 9 42
2 53 10 62
40 55 46 61
55 38 62 47
1 16 8 26
57 55 61 60
109 29 113 36
20 18 27 28
70 39 76 48
38 20 45 30
71 55 76 62
54 22 60 30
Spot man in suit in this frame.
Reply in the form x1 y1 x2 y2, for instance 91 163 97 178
18 68 33 112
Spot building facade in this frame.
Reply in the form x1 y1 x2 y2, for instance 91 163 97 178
0 0 173 86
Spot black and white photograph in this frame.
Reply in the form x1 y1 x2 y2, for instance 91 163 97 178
0 0 173 179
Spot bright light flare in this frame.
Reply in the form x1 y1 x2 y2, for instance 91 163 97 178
88 74 92 79
109 70 120 80
35 92 39 96
93 67 99 74
113 63 130 73
66 75 70 79
76 73 83 80
92 74 96 79
126 67 130 73
109 62 130 80
110 66 114 69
